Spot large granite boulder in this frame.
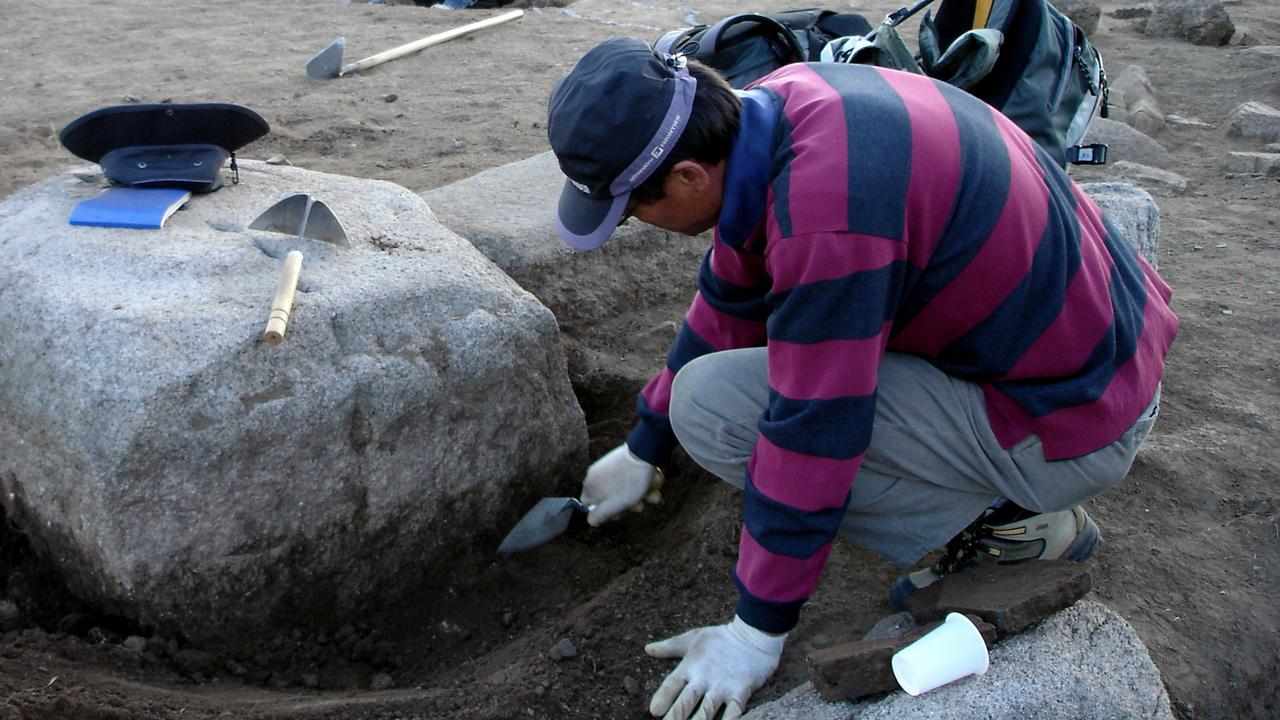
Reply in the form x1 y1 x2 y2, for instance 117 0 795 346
743 600 1173 720
421 151 707 448
1143 0 1235 46
0 162 588 649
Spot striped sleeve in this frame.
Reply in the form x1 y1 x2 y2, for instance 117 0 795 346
734 231 907 633
625 234 770 466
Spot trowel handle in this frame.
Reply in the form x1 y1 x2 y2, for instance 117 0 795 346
344 9 524 75
264 251 303 346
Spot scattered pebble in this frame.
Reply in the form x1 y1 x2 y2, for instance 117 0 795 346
1222 309 1233 315
0 600 21 632
122 635 147 653
265 154 292 166
501 611 515 628
382 93 399 103
122 95 141 104
370 672 395 690
622 676 641 695
549 638 577 661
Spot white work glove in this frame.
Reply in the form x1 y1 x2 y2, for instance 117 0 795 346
646 616 786 720
580 443 662 526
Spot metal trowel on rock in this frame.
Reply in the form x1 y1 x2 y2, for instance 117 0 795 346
249 193 350 247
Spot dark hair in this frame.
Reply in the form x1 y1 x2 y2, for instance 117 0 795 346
629 61 741 205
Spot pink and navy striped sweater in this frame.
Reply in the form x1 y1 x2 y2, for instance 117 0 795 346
624 63 1178 633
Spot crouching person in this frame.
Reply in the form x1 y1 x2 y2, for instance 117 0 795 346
546 38 1177 720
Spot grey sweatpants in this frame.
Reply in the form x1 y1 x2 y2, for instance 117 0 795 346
668 349 1160 567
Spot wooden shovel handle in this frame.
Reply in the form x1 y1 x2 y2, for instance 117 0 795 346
264 251 303 346
345 9 524 75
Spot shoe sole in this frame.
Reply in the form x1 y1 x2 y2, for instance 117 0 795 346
888 512 1103 611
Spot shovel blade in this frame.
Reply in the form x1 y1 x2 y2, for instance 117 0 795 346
306 37 346 79
497 497 584 556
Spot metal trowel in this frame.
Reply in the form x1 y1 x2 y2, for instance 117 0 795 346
249 193 350 247
498 471 665 556
497 497 592 556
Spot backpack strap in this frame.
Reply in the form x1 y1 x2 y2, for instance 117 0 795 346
700 13 806 66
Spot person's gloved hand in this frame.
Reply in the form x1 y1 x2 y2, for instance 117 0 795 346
645 616 786 720
580 443 662 526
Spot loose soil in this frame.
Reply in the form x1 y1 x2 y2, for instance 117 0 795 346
1 1 1277 719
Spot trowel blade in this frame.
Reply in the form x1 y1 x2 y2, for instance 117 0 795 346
306 37 346 80
497 497 586 556
249 193 310 236
304 199 351 247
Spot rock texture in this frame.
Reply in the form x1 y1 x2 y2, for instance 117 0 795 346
743 601 1174 720
1226 101 1280 143
1224 152 1280 176
1109 160 1189 195
1143 0 1235 46
1110 65 1167 137
1082 182 1163 266
1084 117 1175 168
0 161 588 649
1055 0 1102 35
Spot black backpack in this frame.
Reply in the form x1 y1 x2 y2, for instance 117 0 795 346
653 8 872 89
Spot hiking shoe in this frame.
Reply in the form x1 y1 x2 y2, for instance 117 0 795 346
888 505 1101 610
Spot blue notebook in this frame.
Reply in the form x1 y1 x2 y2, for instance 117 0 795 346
69 187 191 229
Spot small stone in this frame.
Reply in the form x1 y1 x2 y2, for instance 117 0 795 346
383 93 399 103
861 612 917 642
265 154 292 166
1166 114 1212 128
370 673 395 691
549 638 577 661
622 676 641 695
501 611 515 628
123 95 141 103
1222 308 1233 315
122 635 148 653
0 600 21 632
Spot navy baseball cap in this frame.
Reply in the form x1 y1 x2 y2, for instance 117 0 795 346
548 37 697 250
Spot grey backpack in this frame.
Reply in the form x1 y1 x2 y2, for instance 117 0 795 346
824 0 1109 168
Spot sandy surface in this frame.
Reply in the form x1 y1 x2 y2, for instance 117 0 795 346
1 1 1278 719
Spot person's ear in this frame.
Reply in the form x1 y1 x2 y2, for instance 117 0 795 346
668 160 710 192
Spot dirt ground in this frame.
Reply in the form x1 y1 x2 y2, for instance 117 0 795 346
1 1 1278 719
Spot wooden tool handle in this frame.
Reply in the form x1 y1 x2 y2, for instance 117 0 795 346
346 9 524 75
264 251 303 346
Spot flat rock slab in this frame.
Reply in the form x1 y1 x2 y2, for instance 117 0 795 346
0 162 587 649
904 560 1093 635
744 600 1174 720
808 615 997 701
1108 160 1189 195
1225 152 1280 176
1084 117 1174 168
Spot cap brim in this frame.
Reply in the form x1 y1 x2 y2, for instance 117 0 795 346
555 178 629 251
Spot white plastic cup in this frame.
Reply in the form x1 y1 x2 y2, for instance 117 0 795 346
891 612 991 696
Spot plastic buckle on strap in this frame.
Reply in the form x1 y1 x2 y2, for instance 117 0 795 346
1068 143 1108 165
